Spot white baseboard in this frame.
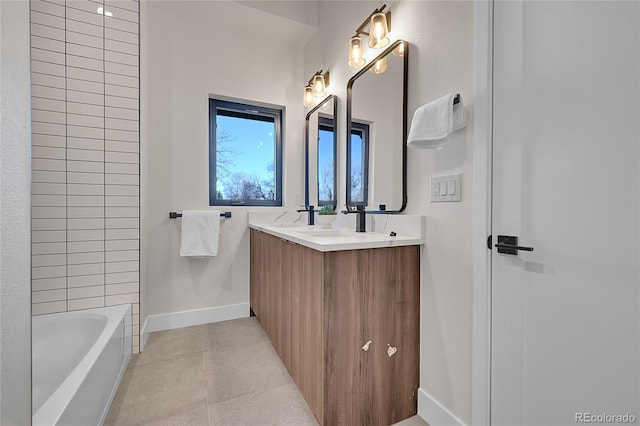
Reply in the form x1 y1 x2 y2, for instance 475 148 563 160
418 388 466 426
140 303 250 351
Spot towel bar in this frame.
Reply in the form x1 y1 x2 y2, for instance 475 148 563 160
169 211 231 219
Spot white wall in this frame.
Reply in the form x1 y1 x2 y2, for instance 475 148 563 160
0 0 32 423
141 1 314 326
303 1 474 423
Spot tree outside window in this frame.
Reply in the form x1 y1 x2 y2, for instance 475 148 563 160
209 99 282 206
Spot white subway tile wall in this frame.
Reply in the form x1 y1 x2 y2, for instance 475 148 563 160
30 0 140 353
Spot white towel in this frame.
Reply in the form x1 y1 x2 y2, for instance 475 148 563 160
407 93 466 149
180 210 220 257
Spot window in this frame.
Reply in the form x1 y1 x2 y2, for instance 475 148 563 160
209 98 282 206
349 121 369 206
317 117 336 207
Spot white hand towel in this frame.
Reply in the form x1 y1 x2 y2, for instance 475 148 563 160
407 93 466 149
180 210 220 257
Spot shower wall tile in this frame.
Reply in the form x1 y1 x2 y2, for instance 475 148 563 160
31 0 140 353
106 196 139 206
68 240 104 253
106 293 139 306
32 253 66 267
32 230 66 243
32 289 67 304
32 134 66 148
32 146 66 160
106 0 139 13
68 297 105 311
68 274 104 288
105 249 138 262
32 219 66 232
31 40 65 57
33 301 67 316
68 251 105 265
68 286 104 300
32 242 66 255
106 239 138 251
32 277 67 292
32 171 66 184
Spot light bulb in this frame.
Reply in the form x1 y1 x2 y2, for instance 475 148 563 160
368 12 389 49
348 37 366 67
304 86 315 107
313 74 326 97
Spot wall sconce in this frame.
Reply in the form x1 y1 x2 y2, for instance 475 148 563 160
303 70 330 107
348 4 391 68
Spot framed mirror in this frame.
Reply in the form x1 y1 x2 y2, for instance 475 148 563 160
346 39 408 212
305 95 337 209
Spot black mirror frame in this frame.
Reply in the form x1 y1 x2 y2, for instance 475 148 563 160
346 39 408 213
305 94 338 209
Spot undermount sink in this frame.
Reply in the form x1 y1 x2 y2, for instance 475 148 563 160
270 222 306 228
296 229 347 237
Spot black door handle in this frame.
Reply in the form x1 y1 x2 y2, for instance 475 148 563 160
494 235 534 255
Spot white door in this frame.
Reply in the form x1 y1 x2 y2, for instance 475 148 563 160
491 1 639 425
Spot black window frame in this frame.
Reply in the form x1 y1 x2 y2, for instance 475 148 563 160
209 98 283 207
349 121 370 206
317 116 337 208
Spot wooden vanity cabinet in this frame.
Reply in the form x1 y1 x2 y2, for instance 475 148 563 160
250 229 420 426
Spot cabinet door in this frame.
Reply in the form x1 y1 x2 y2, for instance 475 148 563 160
323 249 368 425
324 246 420 426
249 229 265 321
272 238 292 369
290 244 324 423
365 246 420 425
259 231 280 342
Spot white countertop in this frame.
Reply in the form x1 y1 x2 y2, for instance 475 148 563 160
249 221 424 252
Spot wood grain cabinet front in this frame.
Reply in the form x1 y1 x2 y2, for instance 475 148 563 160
249 229 420 426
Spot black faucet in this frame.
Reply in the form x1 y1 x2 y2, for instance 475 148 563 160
342 205 366 232
296 205 315 226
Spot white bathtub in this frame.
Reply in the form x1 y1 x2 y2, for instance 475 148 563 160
32 304 132 426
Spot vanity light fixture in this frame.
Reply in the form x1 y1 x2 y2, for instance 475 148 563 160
303 70 330 107
348 4 391 68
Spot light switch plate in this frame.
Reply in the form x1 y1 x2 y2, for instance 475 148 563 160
430 173 462 202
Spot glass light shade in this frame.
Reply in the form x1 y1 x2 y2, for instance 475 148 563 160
368 12 390 49
369 57 388 74
313 74 326 97
304 86 315 107
392 42 405 56
348 37 366 67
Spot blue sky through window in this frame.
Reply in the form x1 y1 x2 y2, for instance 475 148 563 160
318 128 334 203
215 114 275 197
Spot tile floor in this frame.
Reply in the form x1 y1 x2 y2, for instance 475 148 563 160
106 317 429 426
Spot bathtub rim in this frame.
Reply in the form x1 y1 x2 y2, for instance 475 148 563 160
32 304 131 426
